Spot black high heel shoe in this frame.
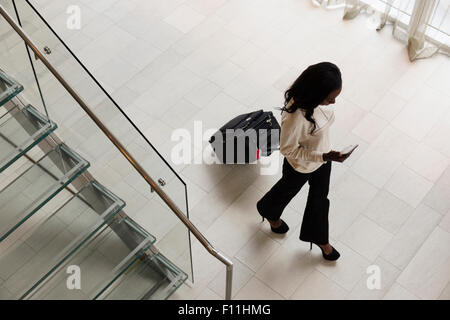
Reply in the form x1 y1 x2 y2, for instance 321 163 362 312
261 217 289 234
310 242 340 261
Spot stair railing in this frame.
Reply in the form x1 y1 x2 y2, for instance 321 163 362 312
0 4 233 300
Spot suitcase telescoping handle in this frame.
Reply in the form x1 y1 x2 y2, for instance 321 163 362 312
239 110 264 130
242 112 274 131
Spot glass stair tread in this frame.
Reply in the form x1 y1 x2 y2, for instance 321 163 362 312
101 253 188 300
23 217 156 300
0 70 23 107
0 144 89 242
0 181 125 299
0 104 57 173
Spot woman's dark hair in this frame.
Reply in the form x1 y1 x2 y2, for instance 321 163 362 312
282 62 342 133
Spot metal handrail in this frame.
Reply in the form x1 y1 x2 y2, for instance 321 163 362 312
0 5 233 300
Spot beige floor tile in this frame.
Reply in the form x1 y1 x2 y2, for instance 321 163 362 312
244 53 291 88
384 166 434 208
255 238 317 299
164 5 206 34
129 49 184 95
203 186 263 257
79 0 121 13
173 15 225 56
207 61 243 88
117 39 162 70
331 98 367 144
396 227 450 300
423 165 450 215
383 283 420 300
381 205 442 270
425 56 450 98
329 193 363 239
314 242 371 292
347 257 401 300
80 14 115 39
235 230 280 272
224 73 268 106
146 64 203 110
136 19 184 52
390 54 442 101
181 28 246 77
161 99 202 130
101 0 137 23
234 276 284 300
363 190 414 234
371 90 407 122
291 270 348 300
392 85 449 141
439 210 450 233
351 125 417 188
181 162 233 194
186 0 227 16
189 164 259 226
343 67 391 113
438 282 450 300
351 112 388 143
424 109 450 159
404 143 449 183
195 287 222 300
340 216 393 261
229 42 264 69
333 171 379 219
184 80 221 109
0 284 13 300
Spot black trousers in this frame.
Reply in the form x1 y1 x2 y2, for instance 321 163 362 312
256 157 332 245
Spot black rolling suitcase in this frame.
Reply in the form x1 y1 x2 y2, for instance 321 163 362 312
209 109 281 164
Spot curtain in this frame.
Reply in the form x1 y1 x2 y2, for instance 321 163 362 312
312 0 450 61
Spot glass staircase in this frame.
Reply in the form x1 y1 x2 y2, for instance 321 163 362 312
0 69 23 106
22 217 157 300
0 143 90 242
1 0 234 301
1 181 126 299
0 103 57 173
0 58 187 299
99 252 188 300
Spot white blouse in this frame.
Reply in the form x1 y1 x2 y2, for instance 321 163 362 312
279 99 335 173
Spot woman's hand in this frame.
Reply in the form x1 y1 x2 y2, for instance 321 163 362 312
322 151 349 163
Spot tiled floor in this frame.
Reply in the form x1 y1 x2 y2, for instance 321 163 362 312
2 0 450 300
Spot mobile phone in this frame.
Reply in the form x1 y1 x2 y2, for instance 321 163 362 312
341 144 358 156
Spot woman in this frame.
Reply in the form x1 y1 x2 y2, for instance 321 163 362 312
256 62 348 261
